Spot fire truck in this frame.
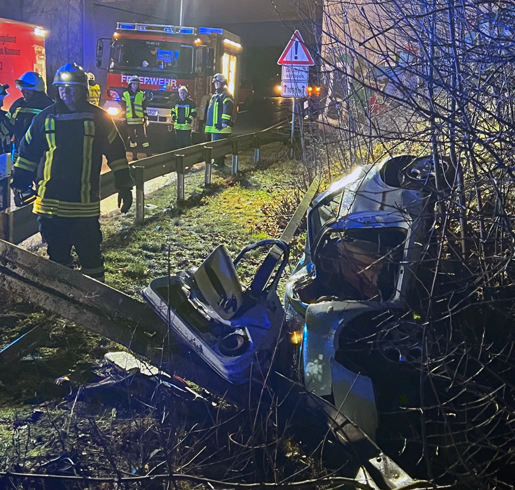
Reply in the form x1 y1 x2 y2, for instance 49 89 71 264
97 22 242 145
0 18 46 211
0 18 47 110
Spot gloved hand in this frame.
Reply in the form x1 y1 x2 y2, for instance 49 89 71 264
215 122 223 131
117 188 133 213
186 117 192 124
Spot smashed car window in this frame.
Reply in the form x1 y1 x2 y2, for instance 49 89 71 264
314 228 406 301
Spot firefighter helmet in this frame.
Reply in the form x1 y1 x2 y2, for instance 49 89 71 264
178 85 188 94
128 76 141 85
212 73 227 85
15 72 46 92
53 63 89 88
0 84 9 100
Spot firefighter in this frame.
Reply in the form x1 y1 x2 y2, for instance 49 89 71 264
0 84 11 155
205 73 234 168
122 76 151 161
10 63 133 282
7 72 53 162
172 86 196 149
87 72 101 106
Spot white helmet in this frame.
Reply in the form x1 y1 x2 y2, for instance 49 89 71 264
87 72 96 82
178 85 189 94
128 75 141 85
15 72 46 92
212 73 227 85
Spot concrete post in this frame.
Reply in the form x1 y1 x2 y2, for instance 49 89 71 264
132 166 145 225
204 146 213 186
253 135 261 163
231 140 239 175
176 154 185 202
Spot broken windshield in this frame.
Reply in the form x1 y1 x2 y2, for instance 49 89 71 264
314 227 406 301
110 39 194 76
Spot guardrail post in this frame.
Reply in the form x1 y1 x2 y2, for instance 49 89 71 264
253 135 260 164
176 154 185 202
132 166 145 225
204 146 213 186
231 140 239 175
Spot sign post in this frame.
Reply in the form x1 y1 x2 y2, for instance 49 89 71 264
277 31 315 156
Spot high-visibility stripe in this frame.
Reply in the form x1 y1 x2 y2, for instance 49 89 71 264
14 156 38 172
34 197 101 217
205 125 232 134
109 158 129 171
107 124 118 144
82 120 95 203
39 117 56 200
54 113 93 121
25 127 32 145
221 114 231 120
12 107 42 122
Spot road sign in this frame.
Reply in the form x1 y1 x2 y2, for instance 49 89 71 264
281 80 307 98
277 30 314 66
281 65 309 82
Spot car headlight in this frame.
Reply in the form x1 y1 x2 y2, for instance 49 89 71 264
107 106 121 117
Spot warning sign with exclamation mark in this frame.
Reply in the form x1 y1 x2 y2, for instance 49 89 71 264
277 30 314 66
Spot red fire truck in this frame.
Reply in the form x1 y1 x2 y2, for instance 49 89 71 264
0 18 46 211
0 18 47 110
97 22 241 145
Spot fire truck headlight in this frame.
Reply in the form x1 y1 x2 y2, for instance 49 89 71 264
108 90 121 101
107 106 121 117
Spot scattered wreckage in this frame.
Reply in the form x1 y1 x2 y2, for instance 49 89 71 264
1 155 454 488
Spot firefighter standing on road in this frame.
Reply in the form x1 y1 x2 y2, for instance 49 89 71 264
122 76 151 161
205 73 234 168
10 63 134 282
172 86 196 149
7 72 53 162
87 72 101 106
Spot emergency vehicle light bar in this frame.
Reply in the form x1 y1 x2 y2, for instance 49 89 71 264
116 22 200 35
199 27 224 35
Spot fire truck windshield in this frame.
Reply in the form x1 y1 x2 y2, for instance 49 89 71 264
110 39 194 75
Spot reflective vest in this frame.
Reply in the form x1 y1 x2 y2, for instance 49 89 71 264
7 92 53 159
13 100 132 218
205 89 234 134
88 84 101 106
123 90 146 125
172 97 197 131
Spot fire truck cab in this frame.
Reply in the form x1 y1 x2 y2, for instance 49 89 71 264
98 23 241 144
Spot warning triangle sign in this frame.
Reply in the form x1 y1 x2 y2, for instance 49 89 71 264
277 30 314 66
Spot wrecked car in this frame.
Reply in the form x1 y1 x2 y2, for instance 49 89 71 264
282 155 455 474
143 239 289 384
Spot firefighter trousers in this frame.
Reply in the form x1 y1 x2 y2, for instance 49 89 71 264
211 133 228 167
38 215 105 282
127 124 151 159
175 129 192 149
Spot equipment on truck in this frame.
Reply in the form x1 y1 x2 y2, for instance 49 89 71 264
97 23 241 140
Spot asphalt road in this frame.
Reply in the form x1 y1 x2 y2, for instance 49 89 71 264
233 96 293 134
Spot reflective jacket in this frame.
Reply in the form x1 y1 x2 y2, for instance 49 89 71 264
13 99 133 218
123 89 147 125
88 83 101 106
205 88 234 134
172 97 197 131
0 110 11 154
7 92 53 159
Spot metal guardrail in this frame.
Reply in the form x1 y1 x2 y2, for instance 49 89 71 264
0 123 288 245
